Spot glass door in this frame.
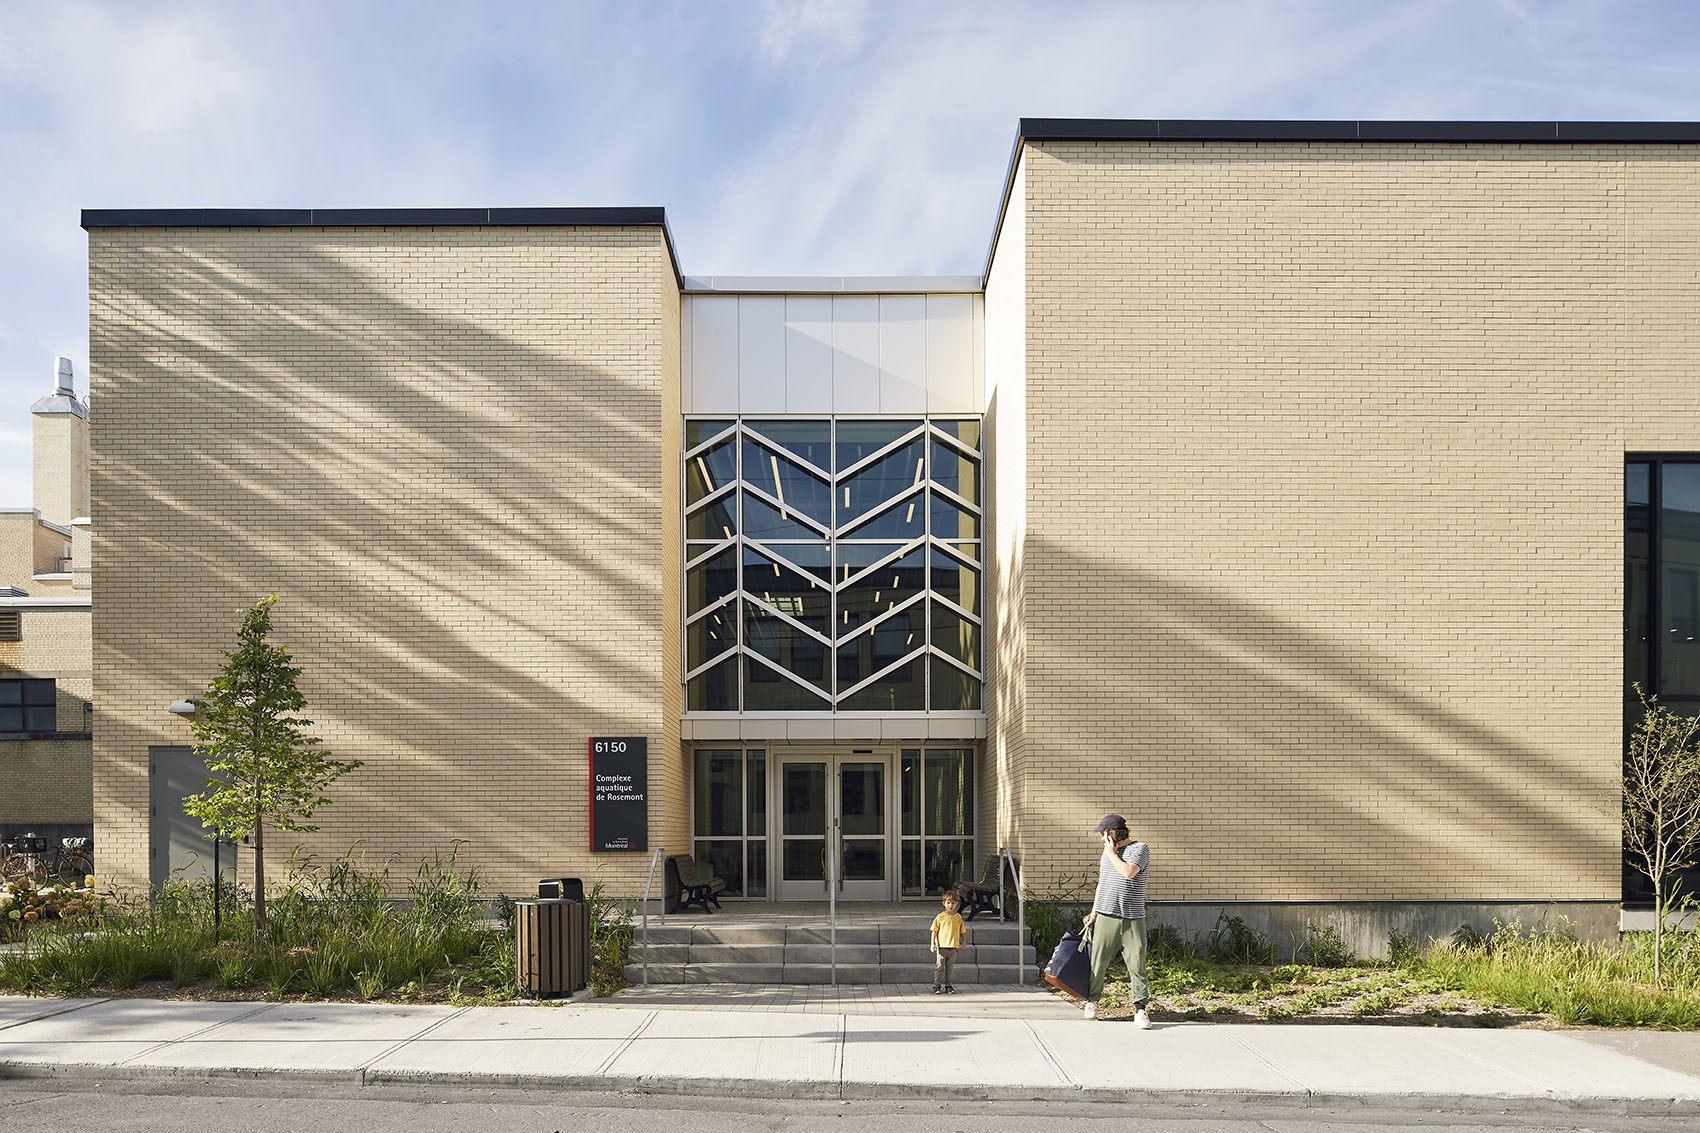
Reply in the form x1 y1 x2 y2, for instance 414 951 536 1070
836 758 889 899
777 757 829 900
774 751 892 900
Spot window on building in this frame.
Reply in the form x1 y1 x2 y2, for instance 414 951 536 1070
1624 458 1700 906
1623 459 1700 698
690 748 767 897
0 678 55 733
0 611 19 642
684 418 983 712
899 747 975 895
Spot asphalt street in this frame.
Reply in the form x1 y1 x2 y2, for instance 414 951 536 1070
1 1077 1695 1133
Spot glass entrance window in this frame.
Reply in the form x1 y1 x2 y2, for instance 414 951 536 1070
899 747 974 896
839 761 886 882
691 748 766 897
684 417 983 711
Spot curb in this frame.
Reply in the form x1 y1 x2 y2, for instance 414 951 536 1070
3 1060 1698 1116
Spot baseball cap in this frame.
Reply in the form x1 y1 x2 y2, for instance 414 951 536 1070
1091 814 1126 833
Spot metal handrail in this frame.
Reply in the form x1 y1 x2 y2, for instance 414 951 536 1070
1000 845 1026 985
829 837 838 987
639 846 663 987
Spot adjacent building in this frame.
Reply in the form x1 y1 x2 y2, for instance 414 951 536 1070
1 358 93 848
82 121 1700 944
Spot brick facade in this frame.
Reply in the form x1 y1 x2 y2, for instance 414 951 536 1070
90 225 681 895
998 140 1700 902
82 128 1699 916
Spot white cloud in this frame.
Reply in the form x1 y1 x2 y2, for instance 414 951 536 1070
0 0 1698 507
758 0 870 63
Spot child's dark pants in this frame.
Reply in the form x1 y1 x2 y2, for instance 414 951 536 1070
933 947 958 987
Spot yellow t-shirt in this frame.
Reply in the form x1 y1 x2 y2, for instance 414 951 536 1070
932 910 965 949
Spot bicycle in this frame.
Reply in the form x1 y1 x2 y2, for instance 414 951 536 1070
0 833 93 887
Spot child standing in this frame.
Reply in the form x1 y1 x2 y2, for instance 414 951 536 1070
930 890 968 994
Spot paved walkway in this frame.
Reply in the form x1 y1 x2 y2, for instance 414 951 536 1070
2 992 1698 1112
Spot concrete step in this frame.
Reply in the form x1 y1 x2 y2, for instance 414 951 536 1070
631 925 696 946
780 945 882 965
628 942 1039 965
781 926 883 946
621 916 1034 984
628 943 692 964
879 944 1037 965
629 943 787 964
621 959 1037 986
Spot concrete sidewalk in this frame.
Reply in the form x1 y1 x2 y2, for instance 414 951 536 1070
2 992 1698 1114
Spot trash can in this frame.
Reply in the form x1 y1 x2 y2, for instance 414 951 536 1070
538 877 584 902
515 898 591 998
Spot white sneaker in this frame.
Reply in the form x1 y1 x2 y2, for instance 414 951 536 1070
1133 1008 1151 1030
1083 1001 1098 1020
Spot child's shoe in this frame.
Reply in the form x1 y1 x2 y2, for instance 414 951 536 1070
931 985 942 994
944 985 956 994
1133 1007 1152 1029
1083 1001 1098 1019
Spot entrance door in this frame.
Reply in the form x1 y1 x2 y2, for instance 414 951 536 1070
149 746 213 890
775 752 891 900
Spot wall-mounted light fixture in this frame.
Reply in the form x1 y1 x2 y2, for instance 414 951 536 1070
166 699 198 716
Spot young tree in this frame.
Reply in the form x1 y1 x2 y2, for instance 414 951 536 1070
1623 684 1700 988
182 595 360 937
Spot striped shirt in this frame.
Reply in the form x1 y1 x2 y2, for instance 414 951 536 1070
1094 840 1149 920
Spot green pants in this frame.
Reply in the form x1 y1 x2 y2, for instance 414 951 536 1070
1087 914 1148 1005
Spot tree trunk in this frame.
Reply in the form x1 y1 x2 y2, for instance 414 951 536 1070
1653 805 1665 991
254 819 266 940
252 674 264 940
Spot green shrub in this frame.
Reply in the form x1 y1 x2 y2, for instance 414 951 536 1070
1020 873 1093 966
214 944 257 990
1417 920 1700 1028
1301 923 1356 968
1147 922 1189 956
1207 914 1272 964
586 881 632 996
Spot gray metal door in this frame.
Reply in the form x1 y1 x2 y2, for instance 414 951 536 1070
149 746 214 890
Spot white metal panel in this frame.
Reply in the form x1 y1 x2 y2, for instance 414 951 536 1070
924 294 976 414
832 296 880 414
878 296 927 414
690 295 741 413
972 294 986 412
738 296 786 413
784 296 834 413
680 296 695 413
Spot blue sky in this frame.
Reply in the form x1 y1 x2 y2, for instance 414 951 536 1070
2 0 1699 506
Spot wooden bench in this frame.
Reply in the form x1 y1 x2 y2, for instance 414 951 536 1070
954 854 1012 921
664 854 727 914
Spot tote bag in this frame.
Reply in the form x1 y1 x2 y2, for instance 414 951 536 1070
1043 929 1092 1001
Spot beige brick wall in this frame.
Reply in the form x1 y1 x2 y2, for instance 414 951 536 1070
32 521 71 588
659 267 687 854
1 606 93 826
90 225 680 898
984 155 1028 874
0 606 92 714
32 411 90 530
0 738 92 824
0 513 72 591
0 514 35 588
1010 140 1699 901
